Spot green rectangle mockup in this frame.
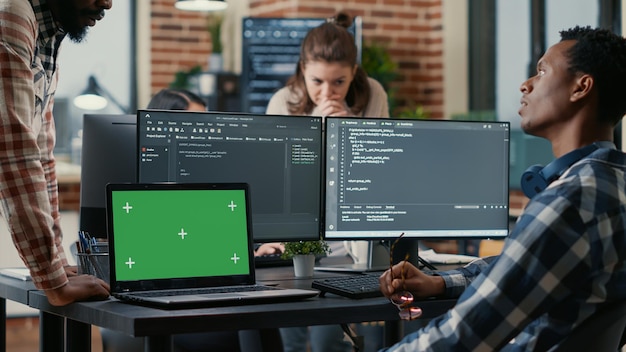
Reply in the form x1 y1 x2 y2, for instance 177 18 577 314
110 189 250 281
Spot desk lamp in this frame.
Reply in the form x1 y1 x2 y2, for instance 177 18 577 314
73 75 128 113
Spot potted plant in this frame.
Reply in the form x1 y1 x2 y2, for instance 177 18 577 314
361 42 399 113
281 240 331 278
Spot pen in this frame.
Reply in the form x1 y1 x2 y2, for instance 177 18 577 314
418 256 438 271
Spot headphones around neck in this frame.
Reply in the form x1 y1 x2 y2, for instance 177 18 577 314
520 143 599 198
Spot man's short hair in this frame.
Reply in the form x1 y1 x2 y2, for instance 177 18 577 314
560 26 626 126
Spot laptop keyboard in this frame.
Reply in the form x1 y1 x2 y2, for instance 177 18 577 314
131 285 280 297
312 274 383 299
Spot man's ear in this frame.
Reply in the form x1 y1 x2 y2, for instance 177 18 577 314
571 74 594 102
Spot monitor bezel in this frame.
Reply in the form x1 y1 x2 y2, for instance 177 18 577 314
322 116 511 241
136 109 324 242
79 114 137 239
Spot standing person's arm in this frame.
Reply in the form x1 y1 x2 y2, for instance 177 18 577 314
0 5 109 306
0 4 68 290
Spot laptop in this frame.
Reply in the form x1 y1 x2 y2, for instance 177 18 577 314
105 182 318 308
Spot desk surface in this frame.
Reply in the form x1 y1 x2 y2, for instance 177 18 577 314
0 261 457 352
23 265 454 338
0 274 33 305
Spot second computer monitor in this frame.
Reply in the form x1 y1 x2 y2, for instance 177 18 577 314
324 117 510 241
137 110 323 242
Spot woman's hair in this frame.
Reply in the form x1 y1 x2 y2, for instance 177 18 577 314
286 12 371 115
147 88 206 110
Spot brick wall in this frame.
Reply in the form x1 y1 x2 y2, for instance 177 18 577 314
149 0 444 117
59 182 80 212
150 0 213 93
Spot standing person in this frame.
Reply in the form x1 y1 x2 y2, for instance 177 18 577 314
0 0 112 306
266 11 389 352
378 25 626 351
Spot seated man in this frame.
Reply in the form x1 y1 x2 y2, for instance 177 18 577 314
379 26 626 351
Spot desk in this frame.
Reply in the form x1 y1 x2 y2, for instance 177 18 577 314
0 275 32 351
3 266 456 352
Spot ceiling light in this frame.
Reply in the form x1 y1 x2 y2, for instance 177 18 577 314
175 0 228 12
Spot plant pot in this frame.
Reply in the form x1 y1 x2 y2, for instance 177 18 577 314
292 254 315 278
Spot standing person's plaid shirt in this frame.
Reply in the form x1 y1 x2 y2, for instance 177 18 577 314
382 146 626 351
0 0 70 290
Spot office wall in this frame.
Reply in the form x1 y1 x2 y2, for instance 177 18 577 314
55 3 133 115
149 1 212 94
52 2 133 159
147 0 445 117
442 0 468 119
496 0 599 128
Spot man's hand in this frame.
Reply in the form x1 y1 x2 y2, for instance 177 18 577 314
45 275 110 306
255 242 285 256
379 262 446 300
64 265 78 276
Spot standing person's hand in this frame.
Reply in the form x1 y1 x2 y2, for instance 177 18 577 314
318 94 352 117
64 265 78 276
379 262 446 300
45 275 110 306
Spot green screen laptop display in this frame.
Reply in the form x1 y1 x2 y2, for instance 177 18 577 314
109 185 251 282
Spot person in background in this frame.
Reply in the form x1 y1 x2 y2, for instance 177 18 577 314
266 11 389 352
266 12 388 119
101 88 283 352
0 0 112 306
379 26 626 351
146 88 207 111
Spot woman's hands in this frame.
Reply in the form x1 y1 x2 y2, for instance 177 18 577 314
318 95 352 117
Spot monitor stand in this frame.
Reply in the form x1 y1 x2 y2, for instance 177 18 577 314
314 238 424 273
314 240 390 273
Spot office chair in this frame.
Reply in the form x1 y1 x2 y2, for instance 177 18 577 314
554 300 626 352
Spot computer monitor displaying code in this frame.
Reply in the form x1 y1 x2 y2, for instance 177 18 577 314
137 110 323 242
324 117 510 240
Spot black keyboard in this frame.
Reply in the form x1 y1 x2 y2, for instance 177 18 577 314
312 274 383 299
254 253 293 267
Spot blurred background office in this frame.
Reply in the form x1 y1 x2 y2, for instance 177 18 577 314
3 1 626 349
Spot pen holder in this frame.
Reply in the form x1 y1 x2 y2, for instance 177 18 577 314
77 252 110 284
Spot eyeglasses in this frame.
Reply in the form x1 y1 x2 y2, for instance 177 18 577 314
389 233 422 320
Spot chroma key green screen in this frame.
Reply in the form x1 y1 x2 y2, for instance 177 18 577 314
110 189 250 281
